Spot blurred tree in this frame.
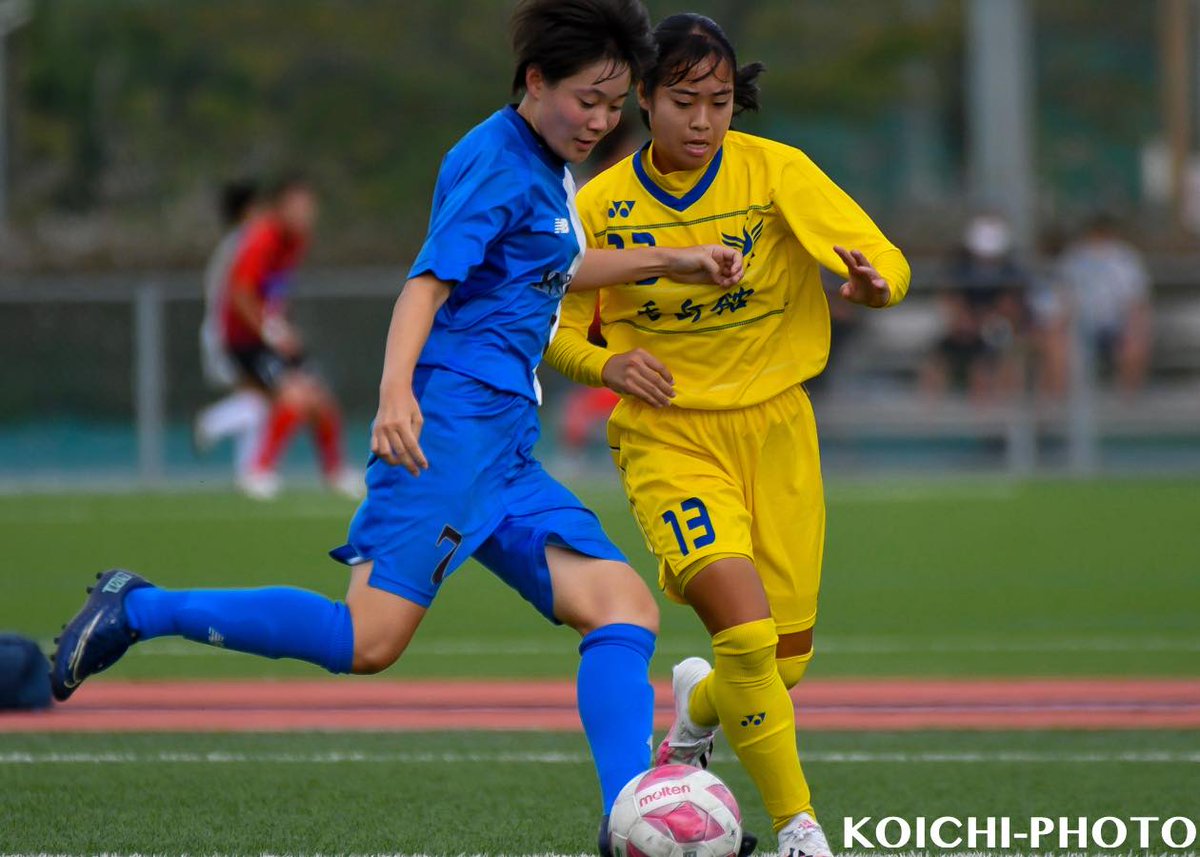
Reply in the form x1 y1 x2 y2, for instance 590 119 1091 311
3 0 1168 269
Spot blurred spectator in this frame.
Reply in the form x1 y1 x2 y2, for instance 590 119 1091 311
194 180 270 480
218 175 362 500
1055 214 1153 395
1026 226 1071 399
921 213 1030 402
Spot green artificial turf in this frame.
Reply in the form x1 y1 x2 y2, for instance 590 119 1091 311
1 730 1196 855
1 477 1196 680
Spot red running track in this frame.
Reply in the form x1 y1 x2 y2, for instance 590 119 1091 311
2 678 1199 732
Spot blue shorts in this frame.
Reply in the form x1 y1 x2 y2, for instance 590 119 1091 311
331 368 626 622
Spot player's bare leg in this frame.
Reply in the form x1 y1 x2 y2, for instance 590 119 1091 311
343 561 427 674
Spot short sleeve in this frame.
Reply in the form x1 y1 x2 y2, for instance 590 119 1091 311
409 152 527 289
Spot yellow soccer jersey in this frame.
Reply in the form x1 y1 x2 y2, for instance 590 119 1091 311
546 130 910 410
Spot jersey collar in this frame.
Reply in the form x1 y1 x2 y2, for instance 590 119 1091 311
504 105 567 174
632 142 724 212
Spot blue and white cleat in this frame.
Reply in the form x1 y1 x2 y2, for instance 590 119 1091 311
49 569 153 702
598 814 613 857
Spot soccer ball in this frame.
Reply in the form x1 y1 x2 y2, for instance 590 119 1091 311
609 765 743 857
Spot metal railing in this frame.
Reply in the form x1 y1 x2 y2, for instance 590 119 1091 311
1 263 1198 488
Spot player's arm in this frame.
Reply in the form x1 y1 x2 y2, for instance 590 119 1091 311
372 275 452 475
777 155 911 308
228 228 303 355
570 245 744 291
545 290 676 408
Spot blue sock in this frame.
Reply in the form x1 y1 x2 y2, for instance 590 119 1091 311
124 586 354 674
577 623 656 813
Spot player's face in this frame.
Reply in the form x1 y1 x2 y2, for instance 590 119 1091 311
640 57 734 173
278 188 318 236
527 61 631 164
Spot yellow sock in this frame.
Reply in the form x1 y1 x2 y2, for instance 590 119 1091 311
691 619 813 831
776 649 813 689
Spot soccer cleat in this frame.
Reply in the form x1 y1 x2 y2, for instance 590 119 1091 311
597 814 613 857
655 656 718 769
327 467 365 501
49 569 153 702
777 812 833 857
237 468 281 501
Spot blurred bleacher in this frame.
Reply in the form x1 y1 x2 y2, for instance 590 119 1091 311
1 258 1198 488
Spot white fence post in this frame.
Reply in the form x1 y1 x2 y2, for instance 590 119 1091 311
134 282 166 485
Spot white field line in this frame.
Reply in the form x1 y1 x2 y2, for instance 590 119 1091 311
37 636 1200 659
1 750 1198 765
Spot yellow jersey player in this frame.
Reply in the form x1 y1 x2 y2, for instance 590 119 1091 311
546 14 910 857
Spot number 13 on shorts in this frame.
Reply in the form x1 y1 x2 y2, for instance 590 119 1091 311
662 498 716 556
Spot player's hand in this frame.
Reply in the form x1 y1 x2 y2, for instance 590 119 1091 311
264 318 304 359
601 348 675 408
371 385 429 476
665 245 744 288
834 245 891 307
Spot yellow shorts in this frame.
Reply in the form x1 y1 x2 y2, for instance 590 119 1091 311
607 383 825 635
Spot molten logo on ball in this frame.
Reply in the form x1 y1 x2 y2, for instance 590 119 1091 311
609 765 743 857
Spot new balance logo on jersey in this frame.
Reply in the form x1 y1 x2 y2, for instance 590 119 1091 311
207 627 225 648
609 200 636 218
553 217 571 234
740 712 766 727
101 571 134 594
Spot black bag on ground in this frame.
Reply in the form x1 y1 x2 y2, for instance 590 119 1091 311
0 633 52 710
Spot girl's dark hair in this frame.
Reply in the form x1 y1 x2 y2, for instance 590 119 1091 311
642 14 764 115
510 0 654 95
219 180 258 227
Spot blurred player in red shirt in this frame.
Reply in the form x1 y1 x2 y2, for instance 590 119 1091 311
194 180 270 480
220 175 360 500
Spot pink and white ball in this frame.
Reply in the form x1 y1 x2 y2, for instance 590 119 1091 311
609 765 743 857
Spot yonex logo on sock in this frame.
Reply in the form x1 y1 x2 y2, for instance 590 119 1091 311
102 572 133 594
740 712 766 727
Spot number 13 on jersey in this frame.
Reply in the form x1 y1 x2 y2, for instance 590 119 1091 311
662 497 716 556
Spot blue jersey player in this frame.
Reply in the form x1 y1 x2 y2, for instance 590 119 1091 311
49 1 746 852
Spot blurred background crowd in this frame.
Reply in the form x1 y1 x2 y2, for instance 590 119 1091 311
0 0 1198 487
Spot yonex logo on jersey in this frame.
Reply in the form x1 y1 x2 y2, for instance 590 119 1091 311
609 200 636 218
740 712 766 727
101 571 133 594
553 218 571 234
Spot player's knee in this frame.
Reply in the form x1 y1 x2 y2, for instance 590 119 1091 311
348 619 411 675
711 618 778 680
351 637 405 675
775 651 813 689
567 565 659 637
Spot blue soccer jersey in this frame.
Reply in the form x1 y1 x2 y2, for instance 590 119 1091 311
410 106 587 403
333 105 625 615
